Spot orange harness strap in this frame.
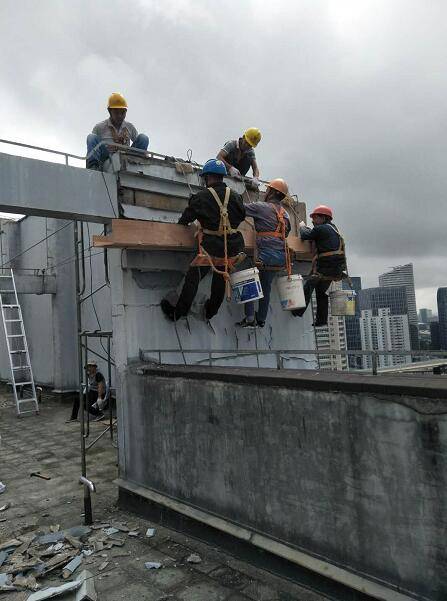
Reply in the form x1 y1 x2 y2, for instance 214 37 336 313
255 204 292 278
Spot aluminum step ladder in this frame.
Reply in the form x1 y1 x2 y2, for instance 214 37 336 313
0 269 39 416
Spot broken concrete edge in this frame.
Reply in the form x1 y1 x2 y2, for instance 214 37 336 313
115 478 422 601
134 364 447 405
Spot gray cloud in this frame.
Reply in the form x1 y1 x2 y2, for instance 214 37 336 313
0 0 446 310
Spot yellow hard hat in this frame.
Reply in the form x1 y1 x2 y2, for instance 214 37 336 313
108 93 128 110
243 127 262 148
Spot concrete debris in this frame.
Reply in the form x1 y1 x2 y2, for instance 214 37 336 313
65 526 92 540
145 528 156 538
98 561 109 571
82 549 93 557
128 531 139 537
91 523 109 530
0 502 10 512
30 472 52 481
75 570 97 601
14 573 39 591
0 481 5 493
0 550 8 567
0 538 22 551
27 580 81 600
0 572 12 587
62 554 83 579
111 523 129 532
103 527 119 536
49 525 60 533
144 561 162 569
186 553 202 564
65 535 83 550
37 532 65 545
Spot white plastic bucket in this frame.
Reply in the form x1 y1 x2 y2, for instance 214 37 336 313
277 274 306 311
330 290 356 316
230 268 263 304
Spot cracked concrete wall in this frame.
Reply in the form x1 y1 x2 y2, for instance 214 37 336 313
109 248 316 371
120 369 447 600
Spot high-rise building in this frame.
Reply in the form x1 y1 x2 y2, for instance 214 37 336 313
430 321 441 350
314 281 348 371
359 308 411 369
419 308 432 324
379 264 419 349
436 288 447 350
357 286 408 317
343 277 362 369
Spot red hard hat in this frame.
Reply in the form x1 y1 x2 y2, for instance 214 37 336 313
310 204 333 219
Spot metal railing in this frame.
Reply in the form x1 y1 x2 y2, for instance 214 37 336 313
0 138 85 166
139 348 447 376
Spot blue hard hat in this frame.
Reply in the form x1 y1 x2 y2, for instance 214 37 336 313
200 159 227 177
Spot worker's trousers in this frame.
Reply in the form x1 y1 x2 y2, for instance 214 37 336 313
70 390 102 420
86 133 149 168
244 269 276 323
175 266 226 319
292 276 331 323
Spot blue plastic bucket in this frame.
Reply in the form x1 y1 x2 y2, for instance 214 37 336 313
230 268 264 304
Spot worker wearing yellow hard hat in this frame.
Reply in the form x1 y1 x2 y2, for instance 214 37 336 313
86 93 149 170
217 127 261 186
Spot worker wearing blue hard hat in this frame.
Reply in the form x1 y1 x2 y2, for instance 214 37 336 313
161 159 246 322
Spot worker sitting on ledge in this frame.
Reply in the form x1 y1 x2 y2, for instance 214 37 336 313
292 205 346 327
237 178 291 329
161 159 245 322
86 93 149 170
217 128 261 186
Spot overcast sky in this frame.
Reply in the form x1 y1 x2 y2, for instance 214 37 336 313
0 0 445 311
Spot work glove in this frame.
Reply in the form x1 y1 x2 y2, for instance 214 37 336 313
299 221 306 228
229 166 242 179
251 177 260 187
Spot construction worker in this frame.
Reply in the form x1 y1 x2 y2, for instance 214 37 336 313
217 128 261 185
292 205 346 327
161 159 245 322
237 179 291 328
68 361 108 421
86 93 149 170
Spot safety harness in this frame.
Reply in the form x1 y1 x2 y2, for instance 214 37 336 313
190 186 245 299
311 223 347 282
255 204 292 276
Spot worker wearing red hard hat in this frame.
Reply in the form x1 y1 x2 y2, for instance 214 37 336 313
292 204 346 327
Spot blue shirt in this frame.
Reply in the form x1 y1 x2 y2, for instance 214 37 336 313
245 201 291 265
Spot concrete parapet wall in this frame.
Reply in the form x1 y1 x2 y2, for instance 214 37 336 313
118 366 447 600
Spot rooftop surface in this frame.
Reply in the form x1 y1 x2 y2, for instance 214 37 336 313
0 388 328 601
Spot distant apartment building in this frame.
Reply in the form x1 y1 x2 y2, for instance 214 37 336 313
359 308 411 369
437 287 447 349
343 277 362 369
379 264 419 349
357 285 408 317
314 281 348 371
419 308 432 324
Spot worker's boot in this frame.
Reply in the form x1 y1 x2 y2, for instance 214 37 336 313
86 159 101 171
161 299 176 321
313 320 328 328
236 317 257 329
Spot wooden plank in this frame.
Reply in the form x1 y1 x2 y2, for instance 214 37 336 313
93 219 313 258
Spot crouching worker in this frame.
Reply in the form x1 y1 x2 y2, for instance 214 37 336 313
237 179 291 329
161 159 246 322
68 361 108 422
292 205 346 327
86 93 149 170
